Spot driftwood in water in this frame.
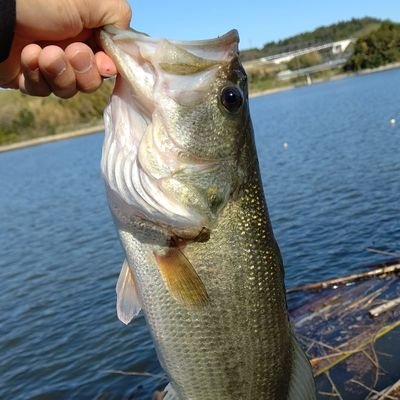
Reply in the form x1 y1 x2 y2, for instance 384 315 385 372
307 319 400 376
290 270 400 400
367 247 400 258
369 297 400 318
370 378 400 400
287 260 400 293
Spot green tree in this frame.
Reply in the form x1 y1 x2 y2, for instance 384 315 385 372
344 21 400 71
14 108 35 129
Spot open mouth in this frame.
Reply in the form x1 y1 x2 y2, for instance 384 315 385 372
99 25 240 109
99 26 241 236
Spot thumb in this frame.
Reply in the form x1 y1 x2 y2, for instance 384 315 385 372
74 0 132 30
0 38 25 87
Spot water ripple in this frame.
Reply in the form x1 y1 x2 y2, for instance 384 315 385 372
1 69 400 399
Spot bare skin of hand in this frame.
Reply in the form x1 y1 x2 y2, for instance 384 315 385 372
0 0 131 98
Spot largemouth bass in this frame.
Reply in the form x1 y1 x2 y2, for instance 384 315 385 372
99 25 315 400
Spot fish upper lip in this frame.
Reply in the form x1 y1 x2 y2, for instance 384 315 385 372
98 25 240 104
100 25 240 49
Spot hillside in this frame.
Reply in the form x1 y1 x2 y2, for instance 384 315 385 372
0 17 397 148
0 81 112 146
240 17 381 62
344 21 400 71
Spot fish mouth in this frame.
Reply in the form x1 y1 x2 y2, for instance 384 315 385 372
99 27 241 238
99 25 239 106
100 25 239 48
99 24 239 66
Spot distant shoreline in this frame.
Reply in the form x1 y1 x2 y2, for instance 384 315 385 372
0 125 104 153
250 61 400 98
1 62 400 153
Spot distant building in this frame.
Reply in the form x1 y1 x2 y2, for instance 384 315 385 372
260 39 355 64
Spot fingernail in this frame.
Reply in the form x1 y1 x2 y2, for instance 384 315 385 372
70 51 93 73
44 58 67 77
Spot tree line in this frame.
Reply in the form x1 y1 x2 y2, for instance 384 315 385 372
344 21 400 71
240 17 381 62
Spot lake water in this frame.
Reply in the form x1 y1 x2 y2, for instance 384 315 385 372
1 69 399 399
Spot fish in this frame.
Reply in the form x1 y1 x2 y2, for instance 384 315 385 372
99 25 316 400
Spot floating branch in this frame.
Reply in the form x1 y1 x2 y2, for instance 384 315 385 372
367 248 400 257
369 297 400 318
104 369 166 379
309 320 400 376
370 378 400 400
287 261 400 293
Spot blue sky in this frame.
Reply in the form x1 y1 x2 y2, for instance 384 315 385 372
128 0 400 49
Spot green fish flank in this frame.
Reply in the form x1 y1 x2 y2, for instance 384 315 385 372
99 25 316 400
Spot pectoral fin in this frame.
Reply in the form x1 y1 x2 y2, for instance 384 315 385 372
154 248 209 306
116 259 142 325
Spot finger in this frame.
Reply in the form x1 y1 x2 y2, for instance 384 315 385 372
38 45 77 98
0 37 26 88
20 44 51 96
1 72 19 89
94 51 117 77
65 42 101 93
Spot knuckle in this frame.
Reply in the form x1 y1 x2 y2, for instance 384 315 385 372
54 87 78 99
117 0 132 26
77 75 102 93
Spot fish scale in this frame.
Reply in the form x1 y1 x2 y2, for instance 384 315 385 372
119 169 292 399
99 25 315 399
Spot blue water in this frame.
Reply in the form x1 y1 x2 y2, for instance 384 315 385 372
1 69 399 399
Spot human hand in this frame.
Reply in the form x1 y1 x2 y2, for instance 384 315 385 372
0 0 131 98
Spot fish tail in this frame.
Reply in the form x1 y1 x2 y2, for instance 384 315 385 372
287 334 316 400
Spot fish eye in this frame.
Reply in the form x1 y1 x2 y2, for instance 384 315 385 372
220 86 243 113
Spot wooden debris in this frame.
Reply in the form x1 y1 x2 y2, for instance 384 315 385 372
370 379 400 399
287 261 400 293
367 248 400 258
350 379 400 400
289 266 400 399
325 371 344 400
369 297 400 318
